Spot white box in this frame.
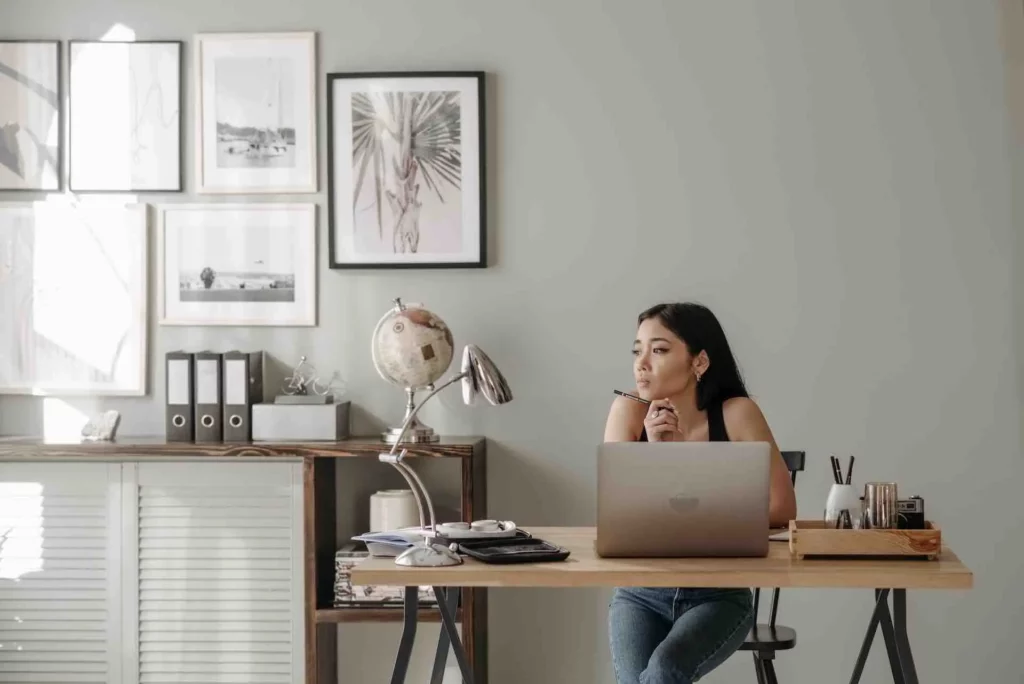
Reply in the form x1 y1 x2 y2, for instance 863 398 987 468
252 401 350 441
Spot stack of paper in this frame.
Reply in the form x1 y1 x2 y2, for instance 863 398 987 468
351 529 425 557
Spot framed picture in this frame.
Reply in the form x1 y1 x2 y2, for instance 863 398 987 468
69 40 183 192
0 40 62 191
194 32 317 194
0 201 148 395
327 71 485 269
157 203 317 326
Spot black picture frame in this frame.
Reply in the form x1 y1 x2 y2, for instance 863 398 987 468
326 70 486 269
68 40 184 193
0 39 63 192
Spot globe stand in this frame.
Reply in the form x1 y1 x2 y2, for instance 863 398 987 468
382 386 440 444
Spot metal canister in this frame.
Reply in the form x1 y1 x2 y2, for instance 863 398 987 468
863 482 899 529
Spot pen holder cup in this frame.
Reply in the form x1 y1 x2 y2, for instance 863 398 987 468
824 483 862 529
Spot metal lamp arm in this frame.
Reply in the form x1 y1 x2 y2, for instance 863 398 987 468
379 369 469 543
384 460 427 532
396 460 438 536
387 371 468 457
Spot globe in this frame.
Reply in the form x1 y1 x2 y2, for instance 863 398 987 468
371 299 455 390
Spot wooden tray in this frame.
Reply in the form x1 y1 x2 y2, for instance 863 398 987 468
788 520 941 560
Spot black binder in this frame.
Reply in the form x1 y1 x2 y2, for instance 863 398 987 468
193 351 223 443
222 350 264 442
165 351 195 442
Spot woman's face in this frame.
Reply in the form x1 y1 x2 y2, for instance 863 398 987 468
632 316 698 400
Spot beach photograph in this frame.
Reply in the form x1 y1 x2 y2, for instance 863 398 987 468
214 55 296 169
176 218 296 303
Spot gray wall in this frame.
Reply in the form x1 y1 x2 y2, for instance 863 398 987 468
2 1 1023 682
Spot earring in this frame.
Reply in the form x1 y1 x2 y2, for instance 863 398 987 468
695 371 702 383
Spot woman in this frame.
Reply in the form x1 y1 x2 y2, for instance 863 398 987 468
604 302 797 684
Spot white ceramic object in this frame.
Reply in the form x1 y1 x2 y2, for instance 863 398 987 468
369 489 420 533
824 483 862 529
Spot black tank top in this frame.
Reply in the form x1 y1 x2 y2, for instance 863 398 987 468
639 401 729 442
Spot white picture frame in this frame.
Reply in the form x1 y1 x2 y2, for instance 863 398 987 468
157 203 317 326
0 201 148 395
69 40 183 192
0 40 62 191
194 32 317 194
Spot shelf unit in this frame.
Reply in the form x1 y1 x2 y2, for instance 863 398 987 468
0 435 488 684
305 437 487 684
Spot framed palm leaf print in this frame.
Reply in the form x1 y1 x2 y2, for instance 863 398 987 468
326 71 485 269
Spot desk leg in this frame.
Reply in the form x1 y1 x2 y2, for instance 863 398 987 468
850 589 889 684
430 587 461 684
390 586 419 684
892 590 920 684
877 592 906 684
434 586 475 684
850 589 919 684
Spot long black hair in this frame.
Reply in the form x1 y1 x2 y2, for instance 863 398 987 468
637 302 749 411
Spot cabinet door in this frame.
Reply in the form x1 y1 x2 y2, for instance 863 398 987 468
0 462 123 684
125 461 305 684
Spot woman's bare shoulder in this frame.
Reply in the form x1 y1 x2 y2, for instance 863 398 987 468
721 396 771 435
603 395 647 442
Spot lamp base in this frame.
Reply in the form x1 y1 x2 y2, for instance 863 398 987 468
394 542 463 567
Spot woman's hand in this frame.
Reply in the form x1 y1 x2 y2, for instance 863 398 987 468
644 399 681 442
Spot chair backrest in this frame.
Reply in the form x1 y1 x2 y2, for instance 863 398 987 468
755 450 805 628
780 450 805 486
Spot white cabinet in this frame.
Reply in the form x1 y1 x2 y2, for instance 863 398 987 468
0 460 305 684
128 462 305 684
0 462 122 684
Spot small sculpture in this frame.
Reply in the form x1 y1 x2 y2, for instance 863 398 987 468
276 356 346 404
81 410 121 441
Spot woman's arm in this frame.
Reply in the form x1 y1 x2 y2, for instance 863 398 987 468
722 397 798 528
603 395 646 442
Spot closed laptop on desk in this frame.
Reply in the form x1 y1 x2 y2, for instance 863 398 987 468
596 442 771 558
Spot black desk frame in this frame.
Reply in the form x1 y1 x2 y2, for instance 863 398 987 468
388 585 921 684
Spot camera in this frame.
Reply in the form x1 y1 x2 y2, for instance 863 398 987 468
896 495 926 530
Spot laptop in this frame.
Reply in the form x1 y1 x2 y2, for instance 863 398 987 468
596 441 772 558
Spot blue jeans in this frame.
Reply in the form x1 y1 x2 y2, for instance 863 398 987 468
608 586 754 684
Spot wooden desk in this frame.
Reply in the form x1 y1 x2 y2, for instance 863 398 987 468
352 527 973 684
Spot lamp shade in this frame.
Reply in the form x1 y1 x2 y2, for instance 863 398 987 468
460 344 513 406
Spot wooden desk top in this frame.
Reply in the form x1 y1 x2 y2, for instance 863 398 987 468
350 527 974 590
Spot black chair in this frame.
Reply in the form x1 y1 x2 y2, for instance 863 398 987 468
738 450 805 684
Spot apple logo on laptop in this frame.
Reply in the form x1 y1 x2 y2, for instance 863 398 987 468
669 493 699 513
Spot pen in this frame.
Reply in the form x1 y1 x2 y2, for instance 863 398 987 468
830 454 843 485
613 389 650 405
612 389 676 413
846 455 855 485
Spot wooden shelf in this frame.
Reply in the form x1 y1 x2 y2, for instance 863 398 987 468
302 436 487 683
0 435 484 460
316 606 462 624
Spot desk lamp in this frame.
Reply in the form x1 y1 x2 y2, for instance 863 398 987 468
379 344 513 567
